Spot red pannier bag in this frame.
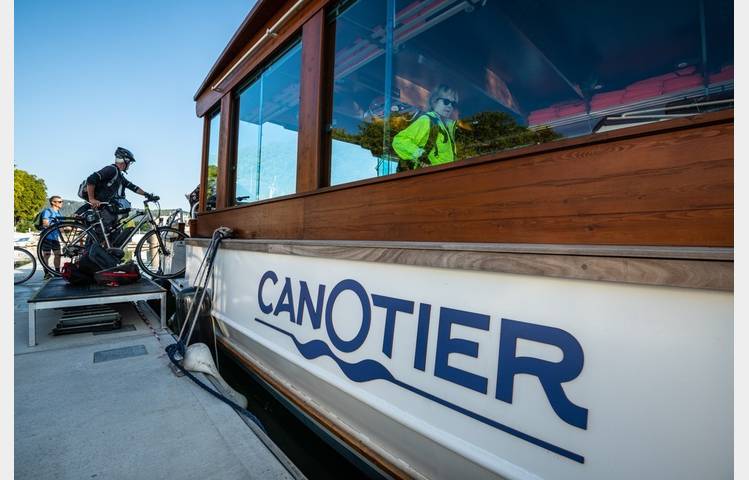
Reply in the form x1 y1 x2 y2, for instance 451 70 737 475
61 261 94 286
94 261 141 287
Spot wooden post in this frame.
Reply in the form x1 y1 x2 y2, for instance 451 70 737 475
216 94 234 209
296 9 326 193
198 115 211 214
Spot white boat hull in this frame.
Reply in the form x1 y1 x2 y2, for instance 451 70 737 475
186 245 732 480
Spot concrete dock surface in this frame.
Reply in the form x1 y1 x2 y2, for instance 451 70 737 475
14 271 298 480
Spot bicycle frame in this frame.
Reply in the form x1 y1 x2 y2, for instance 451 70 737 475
70 201 162 251
161 208 185 230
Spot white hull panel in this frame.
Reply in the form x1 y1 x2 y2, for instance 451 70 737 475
187 245 732 480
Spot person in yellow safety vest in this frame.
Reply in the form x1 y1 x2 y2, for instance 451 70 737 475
392 84 458 171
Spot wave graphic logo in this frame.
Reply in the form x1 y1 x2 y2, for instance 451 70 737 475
255 316 585 463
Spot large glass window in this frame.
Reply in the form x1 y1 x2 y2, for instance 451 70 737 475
328 0 733 185
205 109 220 212
234 40 303 204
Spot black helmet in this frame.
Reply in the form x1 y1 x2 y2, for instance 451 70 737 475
114 147 135 164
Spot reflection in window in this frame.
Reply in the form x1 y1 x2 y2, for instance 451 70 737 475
234 41 302 204
205 109 220 212
328 0 733 185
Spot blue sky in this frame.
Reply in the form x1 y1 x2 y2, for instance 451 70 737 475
15 0 255 208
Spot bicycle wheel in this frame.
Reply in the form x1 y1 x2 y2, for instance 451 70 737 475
37 220 98 276
135 227 188 279
14 247 37 285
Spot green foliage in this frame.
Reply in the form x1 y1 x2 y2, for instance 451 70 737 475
456 111 561 158
14 168 47 232
206 165 218 195
332 111 561 167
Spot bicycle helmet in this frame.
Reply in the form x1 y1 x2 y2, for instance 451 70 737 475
114 147 136 165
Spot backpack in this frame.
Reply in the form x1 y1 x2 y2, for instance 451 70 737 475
62 243 123 286
61 261 95 286
85 243 120 272
78 165 123 200
33 210 45 231
77 180 88 200
33 208 52 231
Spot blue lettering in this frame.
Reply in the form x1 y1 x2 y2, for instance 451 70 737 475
413 303 431 371
258 270 278 314
325 279 371 353
434 307 489 394
296 281 325 328
496 318 588 430
372 294 414 358
273 277 296 322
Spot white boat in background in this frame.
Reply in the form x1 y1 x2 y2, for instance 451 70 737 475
14 232 38 248
185 0 734 478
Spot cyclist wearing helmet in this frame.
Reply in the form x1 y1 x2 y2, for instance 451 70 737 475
79 147 158 229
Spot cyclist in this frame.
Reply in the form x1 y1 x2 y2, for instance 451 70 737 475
40 195 64 279
78 147 158 231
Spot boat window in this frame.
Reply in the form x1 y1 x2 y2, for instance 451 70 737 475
205 109 220 212
327 0 733 185
234 40 303 205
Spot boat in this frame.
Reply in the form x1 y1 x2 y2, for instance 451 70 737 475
186 0 733 478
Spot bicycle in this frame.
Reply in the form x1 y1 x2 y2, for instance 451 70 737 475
37 197 188 279
14 246 37 285
161 208 187 229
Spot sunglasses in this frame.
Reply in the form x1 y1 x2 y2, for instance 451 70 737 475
437 97 458 108
52 200 63 204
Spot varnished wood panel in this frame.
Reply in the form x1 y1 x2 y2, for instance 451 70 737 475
196 196 306 239
187 238 733 290
215 95 233 209
196 0 332 117
198 115 210 213
188 238 734 260
296 9 326 193
196 111 733 247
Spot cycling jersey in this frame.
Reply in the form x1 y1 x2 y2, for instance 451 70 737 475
86 164 140 202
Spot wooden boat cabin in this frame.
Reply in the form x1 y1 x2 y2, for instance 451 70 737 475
188 1 733 478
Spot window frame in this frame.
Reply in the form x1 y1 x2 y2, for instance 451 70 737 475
199 105 221 214
199 0 733 216
229 36 305 207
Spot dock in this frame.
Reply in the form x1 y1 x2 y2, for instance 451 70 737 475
14 271 301 479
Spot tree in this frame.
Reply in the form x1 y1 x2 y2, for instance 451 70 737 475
14 168 47 232
456 111 561 158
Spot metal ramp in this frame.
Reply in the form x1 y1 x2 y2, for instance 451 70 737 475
52 305 122 336
26 277 167 347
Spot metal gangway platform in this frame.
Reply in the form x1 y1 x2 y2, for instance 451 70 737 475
26 277 167 347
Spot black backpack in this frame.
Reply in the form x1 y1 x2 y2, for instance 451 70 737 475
78 243 119 277
62 243 122 286
78 165 124 200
